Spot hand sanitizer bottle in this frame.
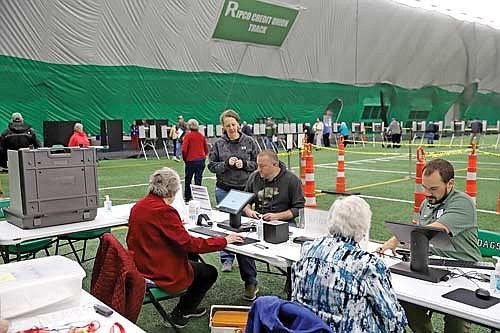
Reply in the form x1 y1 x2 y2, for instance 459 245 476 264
104 195 112 212
257 219 264 241
490 256 500 293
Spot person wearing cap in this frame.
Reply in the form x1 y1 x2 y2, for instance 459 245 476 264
0 112 41 168
174 115 186 161
67 122 90 147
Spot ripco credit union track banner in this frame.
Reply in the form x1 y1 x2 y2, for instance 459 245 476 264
212 0 299 47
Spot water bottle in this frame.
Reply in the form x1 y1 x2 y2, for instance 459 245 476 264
104 195 112 212
189 200 200 223
257 220 264 241
490 256 500 293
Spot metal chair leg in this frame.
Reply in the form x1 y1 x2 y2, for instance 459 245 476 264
67 240 82 265
81 239 88 262
147 289 181 333
55 238 60 255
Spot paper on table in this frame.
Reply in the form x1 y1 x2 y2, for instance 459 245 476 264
303 208 329 237
190 185 212 217
8 307 93 333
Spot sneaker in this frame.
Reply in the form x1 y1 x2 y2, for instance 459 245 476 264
173 157 180 162
168 310 189 328
242 284 259 301
183 307 207 319
222 261 233 272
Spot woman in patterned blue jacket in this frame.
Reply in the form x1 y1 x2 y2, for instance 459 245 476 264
292 196 407 332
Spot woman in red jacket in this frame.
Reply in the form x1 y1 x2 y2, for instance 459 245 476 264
67 122 90 147
127 167 243 328
182 118 208 202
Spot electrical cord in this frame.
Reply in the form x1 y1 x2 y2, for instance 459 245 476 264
448 268 490 288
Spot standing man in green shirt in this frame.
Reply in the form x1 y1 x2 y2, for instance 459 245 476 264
377 158 480 333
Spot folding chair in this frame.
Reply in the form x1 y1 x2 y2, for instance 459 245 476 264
0 238 53 263
55 227 111 265
91 233 187 330
143 279 187 332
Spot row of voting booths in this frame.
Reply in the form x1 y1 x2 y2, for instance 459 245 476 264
42 119 500 158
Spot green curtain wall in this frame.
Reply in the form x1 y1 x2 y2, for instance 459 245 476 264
0 55 497 138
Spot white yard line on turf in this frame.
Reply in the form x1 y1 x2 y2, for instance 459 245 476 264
356 194 498 215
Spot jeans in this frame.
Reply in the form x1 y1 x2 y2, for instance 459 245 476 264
425 132 434 144
322 133 330 147
216 187 235 265
174 260 218 313
265 137 278 152
184 159 205 202
172 139 177 157
175 141 182 159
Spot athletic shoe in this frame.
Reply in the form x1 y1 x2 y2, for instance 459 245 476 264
183 307 207 319
168 310 189 328
222 261 233 272
242 284 259 301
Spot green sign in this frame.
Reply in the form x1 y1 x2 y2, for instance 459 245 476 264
212 0 299 47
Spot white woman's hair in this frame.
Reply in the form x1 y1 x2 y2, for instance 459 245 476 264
187 118 199 131
148 167 180 198
74 122 83 131
327 195 372 244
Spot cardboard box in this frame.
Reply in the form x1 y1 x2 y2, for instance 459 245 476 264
0 256 85 319
210 305 250 333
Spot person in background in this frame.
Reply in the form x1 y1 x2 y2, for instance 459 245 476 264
303 123 314 144
241 121 253 136
292 196 407 332
174 115 186 161
242 150 305 301
208 109 258 274
182 119 208 202
67 122 90 147
425 121 436 145
127 167 244 328
387 117 402 148
0 320 8 333
0 112 41 168
312 117 323 148
169 122 178 159
338 121 349 147
264 117 277 151
322 119 331 147
469 117 483 146
130 120 139 150
377 158 480 333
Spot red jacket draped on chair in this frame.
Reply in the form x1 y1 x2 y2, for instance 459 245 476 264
91 233 145 323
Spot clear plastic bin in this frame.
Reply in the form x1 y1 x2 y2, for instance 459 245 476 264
0 255 85 319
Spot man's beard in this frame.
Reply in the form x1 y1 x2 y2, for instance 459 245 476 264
427 188 449 205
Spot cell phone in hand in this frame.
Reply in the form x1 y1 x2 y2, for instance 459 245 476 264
94 304 114 317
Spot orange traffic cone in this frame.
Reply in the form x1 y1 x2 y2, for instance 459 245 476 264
413 147 426 225
465 144 477 206
336 136 346 193
304 144 317 208
497 193 500 215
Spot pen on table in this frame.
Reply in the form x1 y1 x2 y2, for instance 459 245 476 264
253 243 269 249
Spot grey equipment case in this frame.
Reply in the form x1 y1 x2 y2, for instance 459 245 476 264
5 147 98 229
